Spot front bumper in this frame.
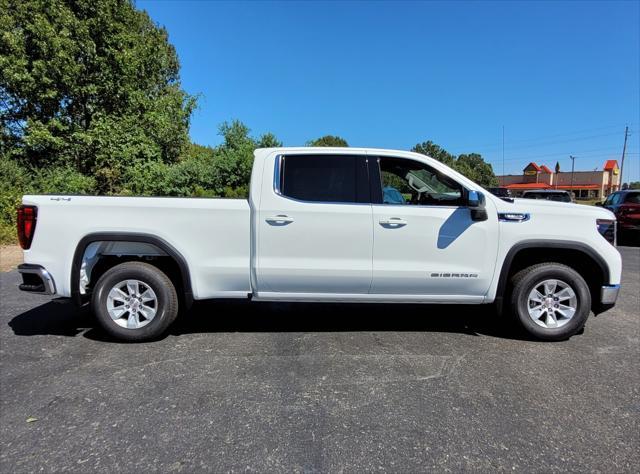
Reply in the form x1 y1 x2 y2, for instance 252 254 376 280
600 284 620 305
18 264 56 295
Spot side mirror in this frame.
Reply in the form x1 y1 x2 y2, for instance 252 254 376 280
595 201 603 207
467 190 488 221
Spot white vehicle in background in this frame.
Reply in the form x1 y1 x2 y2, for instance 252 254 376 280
17 147 621 341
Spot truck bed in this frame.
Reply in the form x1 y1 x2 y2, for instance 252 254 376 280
22 195 251 299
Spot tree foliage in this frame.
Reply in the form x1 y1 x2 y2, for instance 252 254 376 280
307 135 349 147
456 153 499 188
0 0 196 192
412 140 498 187
120 120 280 199
412 141 456 167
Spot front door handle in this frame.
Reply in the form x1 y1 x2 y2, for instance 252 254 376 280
266 215 294 224
379 217 407 227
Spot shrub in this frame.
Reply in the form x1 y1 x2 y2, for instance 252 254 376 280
121 161 172 196
0 160 97 244
32 167 97 195
0 158 31 243
121 155 221 197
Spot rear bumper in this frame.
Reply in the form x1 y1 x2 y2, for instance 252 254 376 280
18 264 56 295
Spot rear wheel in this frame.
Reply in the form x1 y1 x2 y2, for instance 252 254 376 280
510 263 591 341
92 262 179 341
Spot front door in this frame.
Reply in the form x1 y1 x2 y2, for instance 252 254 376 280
256 153 373 294
370 155 499 299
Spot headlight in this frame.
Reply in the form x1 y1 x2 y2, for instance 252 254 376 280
596 219 616 246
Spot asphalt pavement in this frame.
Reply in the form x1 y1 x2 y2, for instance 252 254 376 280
1 247 638 472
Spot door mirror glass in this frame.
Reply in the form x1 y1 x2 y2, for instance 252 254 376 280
467 190 487 221
467 190 485 209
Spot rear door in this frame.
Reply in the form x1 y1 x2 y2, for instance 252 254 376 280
256 153 374 294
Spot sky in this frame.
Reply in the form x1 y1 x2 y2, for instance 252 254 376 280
138 0 640 182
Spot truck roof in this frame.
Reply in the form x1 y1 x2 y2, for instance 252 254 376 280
256 146 401 154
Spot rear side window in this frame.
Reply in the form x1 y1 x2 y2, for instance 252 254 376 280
549 193 571 202
624 192 640 204
523 192 545 199
279 155 369 203
524 192 570 202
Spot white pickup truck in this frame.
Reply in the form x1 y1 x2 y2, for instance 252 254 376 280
17 147 621 341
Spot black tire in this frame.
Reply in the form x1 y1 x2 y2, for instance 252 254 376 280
509 262 591 341
91 262 179 342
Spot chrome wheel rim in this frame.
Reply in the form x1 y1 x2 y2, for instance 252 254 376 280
527 279 577 329
106 280 158 329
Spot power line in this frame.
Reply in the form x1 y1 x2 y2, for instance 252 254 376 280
449 123 637 152
486 146 639 164
468 131 623 154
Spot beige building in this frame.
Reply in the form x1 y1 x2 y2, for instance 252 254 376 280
497 160 620 199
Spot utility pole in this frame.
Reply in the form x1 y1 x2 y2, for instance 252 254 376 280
569 155 576 199
502 125 505 186
619 126 630 191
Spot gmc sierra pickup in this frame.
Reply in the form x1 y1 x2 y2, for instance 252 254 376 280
17 147 621 341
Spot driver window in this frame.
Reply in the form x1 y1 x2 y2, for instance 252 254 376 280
378 157 464 206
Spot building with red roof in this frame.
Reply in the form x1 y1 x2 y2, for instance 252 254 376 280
604 160 618 171
497 160 620 199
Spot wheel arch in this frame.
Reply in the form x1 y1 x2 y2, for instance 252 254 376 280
494 240 610 314
71 232 193 308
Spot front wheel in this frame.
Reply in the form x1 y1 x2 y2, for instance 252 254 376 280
92 262 179 341
510 263 591 341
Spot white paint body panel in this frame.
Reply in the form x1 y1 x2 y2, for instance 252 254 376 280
22 147 621 305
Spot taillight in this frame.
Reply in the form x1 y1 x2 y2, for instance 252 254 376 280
596 219 616 246
17 205 37 250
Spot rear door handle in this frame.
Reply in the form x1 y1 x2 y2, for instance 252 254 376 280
379 217 407 226
266 215 294 224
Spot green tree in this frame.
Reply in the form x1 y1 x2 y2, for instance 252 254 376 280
211 120 282 196
307 135 349 147
411 141 498 187
0 0 196 192
624 181 639 190
412 141 456 167
257 132 283 148
456 153 499 187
